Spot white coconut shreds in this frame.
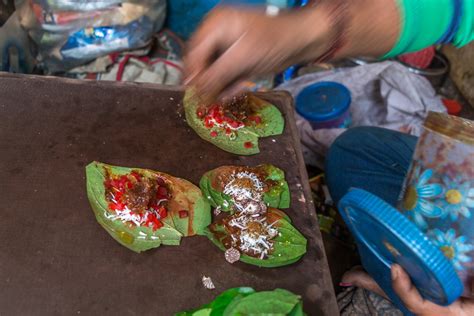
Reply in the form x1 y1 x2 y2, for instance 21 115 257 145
106 194 165 228
228 213 278 259
223 171 266 215
214 206 222 216
208 116 245 131
219 169 281 261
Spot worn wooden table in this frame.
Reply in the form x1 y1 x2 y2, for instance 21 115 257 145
0 73 338 315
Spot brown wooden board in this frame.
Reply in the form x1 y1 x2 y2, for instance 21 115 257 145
0 73 338 315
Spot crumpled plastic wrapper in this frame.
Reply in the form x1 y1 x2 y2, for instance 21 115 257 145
18 0 166 73
277 61 446 168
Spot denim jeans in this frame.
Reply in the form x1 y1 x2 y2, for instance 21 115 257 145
325 126 418 207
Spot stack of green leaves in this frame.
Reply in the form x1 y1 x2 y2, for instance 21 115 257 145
176 287 306 316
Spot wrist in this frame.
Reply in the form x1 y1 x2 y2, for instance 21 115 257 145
300 0 401 60
281 3 337 63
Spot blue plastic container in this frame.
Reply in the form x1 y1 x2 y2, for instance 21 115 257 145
339 189 464 315
296 81 352 130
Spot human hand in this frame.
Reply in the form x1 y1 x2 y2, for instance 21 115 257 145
184 5 333 103
342 265 474 316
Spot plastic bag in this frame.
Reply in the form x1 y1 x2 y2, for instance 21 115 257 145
277 61 446 168
18 0 166 73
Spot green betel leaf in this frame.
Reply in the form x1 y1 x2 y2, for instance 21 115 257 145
205 209 307 268
200 164 291 213
288 302 306 316
209 287 256 316
176 288 305 316
174 287 255 316
246 104 285 137
85 162 211 253
184 89 284 156
223 289 301 316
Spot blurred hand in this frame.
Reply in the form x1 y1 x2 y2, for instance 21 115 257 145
184 6 332 103
342 265 474 316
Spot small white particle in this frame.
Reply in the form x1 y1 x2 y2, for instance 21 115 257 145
225 247 241 264
298 194 306 203
272 139 276 143
202 276 215 290
170 97 174 101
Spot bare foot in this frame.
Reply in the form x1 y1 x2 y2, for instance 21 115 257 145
341 266 388 299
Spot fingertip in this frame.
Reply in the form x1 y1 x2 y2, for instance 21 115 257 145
183 71 197 86
391 264 401 281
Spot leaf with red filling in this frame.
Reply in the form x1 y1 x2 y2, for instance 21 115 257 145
86 161 211 253
184 89 284 155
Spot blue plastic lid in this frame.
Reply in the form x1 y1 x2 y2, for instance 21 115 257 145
339 189 463 314
295 81 351 122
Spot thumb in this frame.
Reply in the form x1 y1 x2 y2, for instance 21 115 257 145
391 264 430 314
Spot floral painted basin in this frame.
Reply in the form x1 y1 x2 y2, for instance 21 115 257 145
398 112 474 297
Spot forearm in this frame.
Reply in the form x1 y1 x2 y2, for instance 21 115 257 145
184 0 472 101
310 0 472 60
314 0 401 59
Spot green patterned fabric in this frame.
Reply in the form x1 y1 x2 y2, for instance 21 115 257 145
384 0 473 58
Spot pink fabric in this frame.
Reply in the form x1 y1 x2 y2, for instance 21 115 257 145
398 46 436 69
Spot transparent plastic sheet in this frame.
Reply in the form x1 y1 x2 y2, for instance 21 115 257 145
18 0 166 73
34 0 124 11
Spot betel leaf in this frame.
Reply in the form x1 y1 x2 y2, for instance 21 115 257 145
205 209 307 268
175 287 255 316
175 288 305 316
209 287 256 316
200 164 290 213
85 162 211 253
223 289 301 316
184 89 284 155
288 302 306 316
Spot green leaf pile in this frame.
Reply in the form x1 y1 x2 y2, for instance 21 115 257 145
86 161 211 253
199 164 290 213
176 287 306 316
184 90 284 155
205 208 307 268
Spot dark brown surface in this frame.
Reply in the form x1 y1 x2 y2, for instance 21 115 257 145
0 73 337 316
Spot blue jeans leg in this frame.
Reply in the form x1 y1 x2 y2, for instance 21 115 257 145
325 126 418 207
